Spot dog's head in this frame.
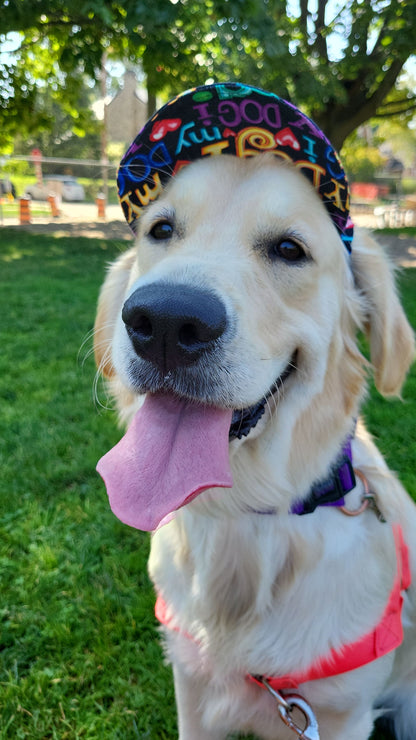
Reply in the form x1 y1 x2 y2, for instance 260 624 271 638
94 86 414 531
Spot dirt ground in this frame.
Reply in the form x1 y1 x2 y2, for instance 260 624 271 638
2 203 416 267
374 231 416 268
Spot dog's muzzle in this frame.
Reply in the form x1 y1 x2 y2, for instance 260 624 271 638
122 282 295 440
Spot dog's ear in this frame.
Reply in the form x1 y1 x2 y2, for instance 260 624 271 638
351 230 415 396
94 247 136 378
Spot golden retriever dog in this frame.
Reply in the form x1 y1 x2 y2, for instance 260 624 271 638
94 84 416 740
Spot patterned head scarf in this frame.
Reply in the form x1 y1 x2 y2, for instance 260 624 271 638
117 82 353 252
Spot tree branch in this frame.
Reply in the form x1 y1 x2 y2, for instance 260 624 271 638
299 0 309 37
375 100 416 118
314 60 406 148
313 0 328 60
377 96 416 110
366 58 405 111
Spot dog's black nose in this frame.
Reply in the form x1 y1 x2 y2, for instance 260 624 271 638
122 283 227 373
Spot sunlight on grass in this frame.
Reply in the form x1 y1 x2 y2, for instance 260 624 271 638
0 228 414 739
0 230 176 739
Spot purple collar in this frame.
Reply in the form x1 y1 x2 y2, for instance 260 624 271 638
248 437 356 517
290 438 356 515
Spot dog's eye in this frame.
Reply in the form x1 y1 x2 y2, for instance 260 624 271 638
149 221 174 240
268 239 306 263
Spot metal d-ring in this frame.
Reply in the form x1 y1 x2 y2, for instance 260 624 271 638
340 469 386 521
340 468 371 517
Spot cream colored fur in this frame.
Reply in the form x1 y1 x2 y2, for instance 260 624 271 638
95 156 416 740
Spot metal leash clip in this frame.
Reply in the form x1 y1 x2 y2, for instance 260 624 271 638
259 678 320 740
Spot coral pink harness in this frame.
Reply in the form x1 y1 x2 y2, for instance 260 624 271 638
155 523 410 690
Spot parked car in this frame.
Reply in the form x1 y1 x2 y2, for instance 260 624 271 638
25 176 85 202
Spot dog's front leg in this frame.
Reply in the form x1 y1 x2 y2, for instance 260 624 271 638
173 662 228 740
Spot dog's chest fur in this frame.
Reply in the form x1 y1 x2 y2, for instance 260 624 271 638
149 482 396 681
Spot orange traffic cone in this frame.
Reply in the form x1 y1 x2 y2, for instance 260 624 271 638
96 194 106 218
19 197 31 224
48 195 60 217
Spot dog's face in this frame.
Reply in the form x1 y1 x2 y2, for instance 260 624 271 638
95 154 414 518
101 157 356 415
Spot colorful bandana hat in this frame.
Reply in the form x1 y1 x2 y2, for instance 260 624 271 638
117 82 354 252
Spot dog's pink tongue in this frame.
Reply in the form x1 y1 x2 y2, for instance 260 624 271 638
96 394 233 531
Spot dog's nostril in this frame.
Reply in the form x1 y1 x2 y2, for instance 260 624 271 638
179 323 200 347
131 314 153 338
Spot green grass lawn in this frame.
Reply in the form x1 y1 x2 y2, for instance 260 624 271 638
0 228 415 739
0 202 51 219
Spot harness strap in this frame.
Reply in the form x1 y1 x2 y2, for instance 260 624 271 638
155 524 411 689
250 524 410 690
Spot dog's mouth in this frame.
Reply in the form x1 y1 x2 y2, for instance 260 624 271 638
229 355 297 440
97 355 296 532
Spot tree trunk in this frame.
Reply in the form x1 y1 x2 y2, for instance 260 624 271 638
100 54 109 202
146 85 157 118
314 58 405 151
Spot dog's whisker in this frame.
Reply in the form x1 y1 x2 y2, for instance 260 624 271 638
78 321 117 367
93 348 115 412
78 330 95 364
79 337 111 368
268 389 279 418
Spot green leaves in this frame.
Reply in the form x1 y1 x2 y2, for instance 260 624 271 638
1 0 416 149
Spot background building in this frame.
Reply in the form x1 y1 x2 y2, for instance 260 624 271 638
105 71 147 146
